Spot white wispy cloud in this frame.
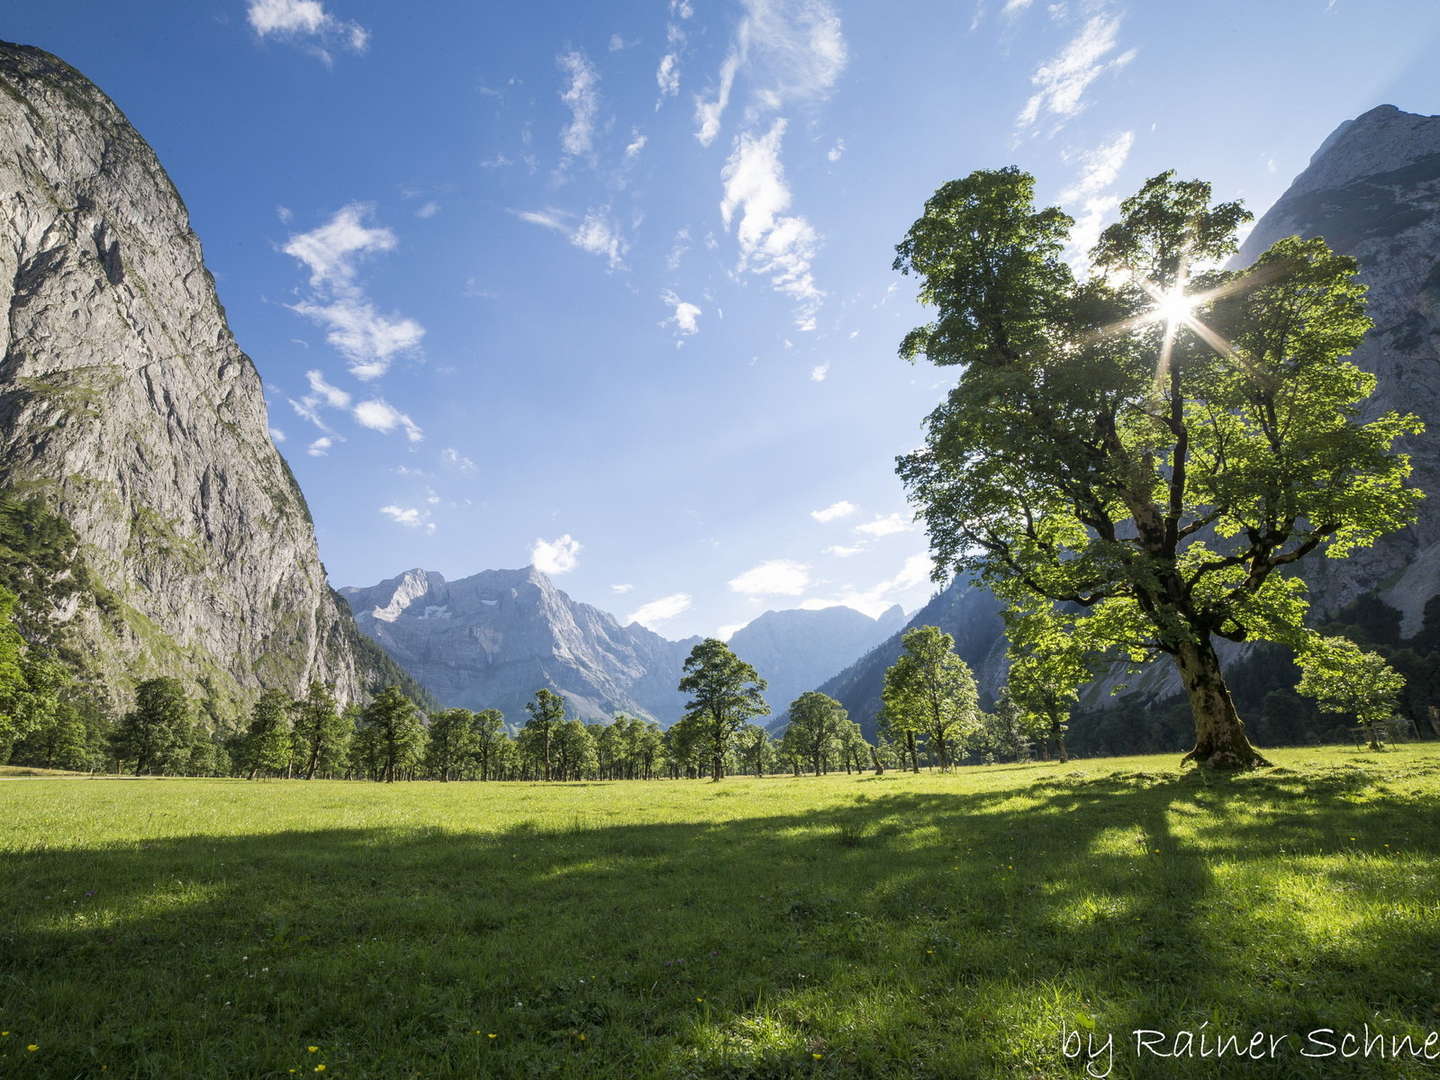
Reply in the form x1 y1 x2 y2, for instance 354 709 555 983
532 534 581 575
810 363 829 382
441 448 476 472
715 622 746 641
379 504 435 533
305 369 351 409
307 436 334 457
1017 13 1136 133
657 52 681 98
270 427 287 443
720 118 822 330
626 593 693 628
571 210 626 268
799 552 935 617
353 399 423 442
694 50 742 147
822 544 864 557
246 0 368 61
826 138 845 162
1060 130 1135 267
810 500 856 523
855 512 912 537
558 50 600 160
728 558 810 596
625 129 648 158
414 201 440 219
282 203 393 289
283 205 424 380
1060 130 1135 202
694 0 848 146
661 290 702 337
514 207 627 269
611 583 635 594
666 228 692 270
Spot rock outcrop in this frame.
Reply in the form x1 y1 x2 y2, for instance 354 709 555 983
0 42 385 714
340 567 701 726
1238 104 1440 634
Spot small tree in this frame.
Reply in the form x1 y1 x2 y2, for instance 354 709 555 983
359 686 425 782
678 638 770 781
1296 636 1406 750
738 723 774 777
112 677 192 776
291 681 348 779
524 689 566 781
893 168 1423 768
468 708 506 780
882 626 981 771
787 691 848 775
243 689 293 779
425 707 476 781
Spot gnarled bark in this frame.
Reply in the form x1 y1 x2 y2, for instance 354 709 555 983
1174 637 1271 769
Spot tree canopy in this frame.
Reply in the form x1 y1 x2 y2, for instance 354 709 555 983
678 638 769 781
893 167 1424 768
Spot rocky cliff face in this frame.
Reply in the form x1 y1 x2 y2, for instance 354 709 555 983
341 567 702 726
1238 104 1440 634
342 567 904 727
0 42 383 714
727 604 905 716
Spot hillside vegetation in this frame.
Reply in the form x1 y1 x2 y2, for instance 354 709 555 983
3 746 1438 1078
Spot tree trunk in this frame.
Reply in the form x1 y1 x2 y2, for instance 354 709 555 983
1175 637 1271 769
869 746 884 775
907 731 919 774
1051 717 1068 764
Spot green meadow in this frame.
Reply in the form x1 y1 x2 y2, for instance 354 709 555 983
3 747 1439 1078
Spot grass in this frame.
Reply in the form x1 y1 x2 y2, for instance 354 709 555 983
3 746 1439 1078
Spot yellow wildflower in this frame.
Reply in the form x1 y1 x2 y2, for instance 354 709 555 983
315 1067 326 1074
308 1046 319 1053
27 1044 40 1052
487 1034 497 1039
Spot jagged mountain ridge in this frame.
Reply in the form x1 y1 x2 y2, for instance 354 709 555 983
1237 103 1440 635
0 42 387 713
342 567 702 726
772 577 1007 740
727 603 905 717
341 567 905 727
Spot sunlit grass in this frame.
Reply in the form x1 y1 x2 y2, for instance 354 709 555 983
2 745 1438 1077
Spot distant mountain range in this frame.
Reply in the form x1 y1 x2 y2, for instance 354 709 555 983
340 567 905 727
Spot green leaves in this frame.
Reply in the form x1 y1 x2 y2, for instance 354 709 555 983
894 166 1424 759
881 626 980 767
678 639 770 780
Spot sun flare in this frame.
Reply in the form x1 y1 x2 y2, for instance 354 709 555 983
1153 287 1196 326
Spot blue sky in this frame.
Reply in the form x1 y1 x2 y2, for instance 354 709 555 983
12 0 1440 639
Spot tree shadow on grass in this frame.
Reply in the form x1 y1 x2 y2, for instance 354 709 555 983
2 771 1439 1078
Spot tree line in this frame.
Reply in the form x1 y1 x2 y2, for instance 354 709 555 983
3 599 1081 780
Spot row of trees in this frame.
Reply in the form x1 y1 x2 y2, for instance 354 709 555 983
1 574 1412 782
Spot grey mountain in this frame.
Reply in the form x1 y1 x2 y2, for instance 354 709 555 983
0 42 388 713
1237 104 1440 635
340 567 701 726
341 567 906 728
774 578 1007 740
727 604 906 716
